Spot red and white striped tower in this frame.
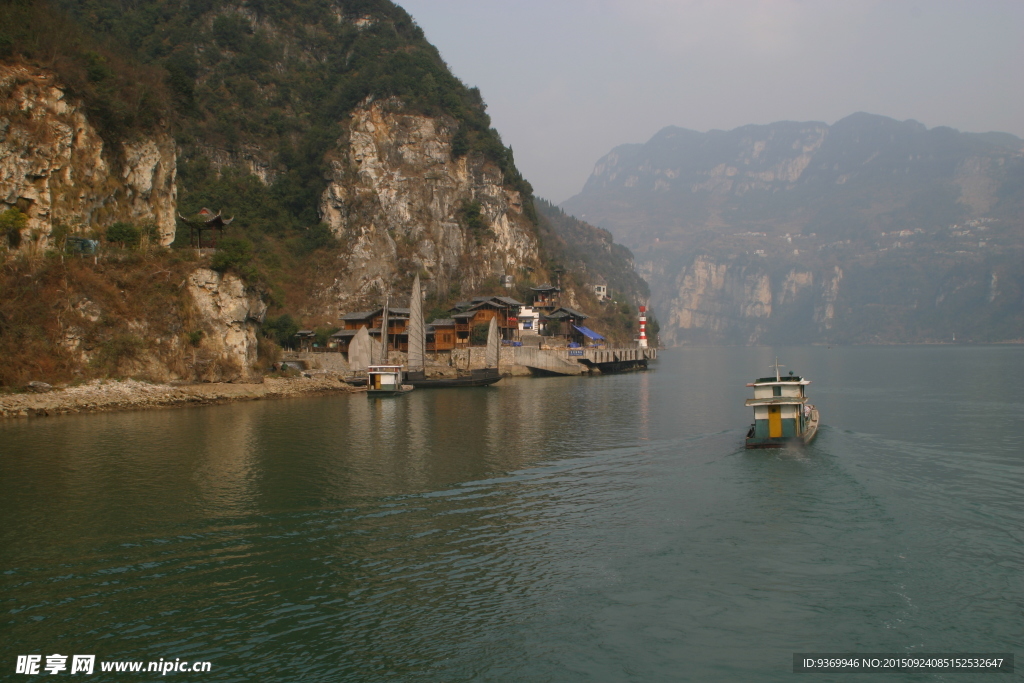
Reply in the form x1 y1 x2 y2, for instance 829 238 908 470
638 305 648 348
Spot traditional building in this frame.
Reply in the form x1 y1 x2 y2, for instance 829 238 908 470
177 208 233 249
338 307 411 352
543 307 604 346
426 319 457 352
294 329 316 352
531 284 560 312
330 329 358 356
449 296 524 345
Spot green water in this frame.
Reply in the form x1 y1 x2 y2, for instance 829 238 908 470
2 346 1022 681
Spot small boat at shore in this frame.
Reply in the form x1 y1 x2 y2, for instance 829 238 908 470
744 360 819 448
366 365 413 397
366 298 413 397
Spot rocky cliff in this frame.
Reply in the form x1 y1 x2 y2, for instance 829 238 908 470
315 97 539 312
187 268 268 382
0 64 177 247
0 0 639 389
565 113 1024 344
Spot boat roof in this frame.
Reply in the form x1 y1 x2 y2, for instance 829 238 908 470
747 376 810 386
745 397 809 406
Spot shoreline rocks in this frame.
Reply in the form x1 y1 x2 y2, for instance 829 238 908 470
0 376 361 419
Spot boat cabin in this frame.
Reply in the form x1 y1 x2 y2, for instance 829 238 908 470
745 371 812 445
367 365 404 392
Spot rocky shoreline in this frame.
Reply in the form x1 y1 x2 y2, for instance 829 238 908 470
0 376 362 419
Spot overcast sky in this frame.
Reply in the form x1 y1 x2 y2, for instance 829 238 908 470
397 0 1024 204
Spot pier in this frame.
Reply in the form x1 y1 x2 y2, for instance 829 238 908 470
515 346 657 376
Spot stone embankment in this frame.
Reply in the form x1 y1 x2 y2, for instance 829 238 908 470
0 377 361 419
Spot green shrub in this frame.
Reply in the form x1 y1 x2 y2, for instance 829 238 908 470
209 237 257 280
458 200 491 244
262 313 298 349
289 222 336 256
470 322 489 345
314 326 339 348
106 221 141 248
1 208 27 249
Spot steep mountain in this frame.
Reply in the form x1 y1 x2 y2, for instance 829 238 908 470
0 0 643 387
534 198 649 305
563 113 1024 345
533 198 654 345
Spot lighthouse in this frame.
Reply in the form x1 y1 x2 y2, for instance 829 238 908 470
638 306 648 349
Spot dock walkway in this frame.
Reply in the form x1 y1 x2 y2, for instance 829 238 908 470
515 346 657 376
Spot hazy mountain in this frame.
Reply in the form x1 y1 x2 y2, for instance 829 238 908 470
562 113 1024 345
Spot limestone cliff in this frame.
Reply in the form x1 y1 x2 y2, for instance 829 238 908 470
567 113 1024 344
0 64 177 247
660 257 840 345
316 97 539 311
186 268 268 382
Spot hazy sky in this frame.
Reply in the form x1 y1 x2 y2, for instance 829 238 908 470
397 0 1024 204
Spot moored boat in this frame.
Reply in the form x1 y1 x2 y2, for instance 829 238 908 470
744 360 819 448
403 274 502 389
366 365 413 397
403 367 501 388
366 297 413 397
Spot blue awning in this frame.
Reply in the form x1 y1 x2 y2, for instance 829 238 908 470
572 325 605 341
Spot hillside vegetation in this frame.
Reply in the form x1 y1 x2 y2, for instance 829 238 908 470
0 0 651 387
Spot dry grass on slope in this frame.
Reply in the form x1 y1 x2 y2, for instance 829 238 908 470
0 250 199 389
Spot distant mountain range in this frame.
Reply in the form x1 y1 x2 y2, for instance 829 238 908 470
562 113 1024 345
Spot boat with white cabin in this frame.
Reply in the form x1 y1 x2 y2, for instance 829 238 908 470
366 297 413 397
366 365 413 396
744 359 819 448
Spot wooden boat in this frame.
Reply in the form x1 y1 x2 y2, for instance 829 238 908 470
403 274 502 389
366 365 413 397
366 298 413 397
744 359 819 448
403 367 501 388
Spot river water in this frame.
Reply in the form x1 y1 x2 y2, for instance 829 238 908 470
2 346 1022 681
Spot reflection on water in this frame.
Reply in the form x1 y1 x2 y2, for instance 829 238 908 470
2 346 1023 680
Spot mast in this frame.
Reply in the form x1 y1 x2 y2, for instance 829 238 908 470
379 297 389 364
485 316 499 369
407 274 425 372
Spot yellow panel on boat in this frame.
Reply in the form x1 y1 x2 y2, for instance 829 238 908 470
768 406 782 437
